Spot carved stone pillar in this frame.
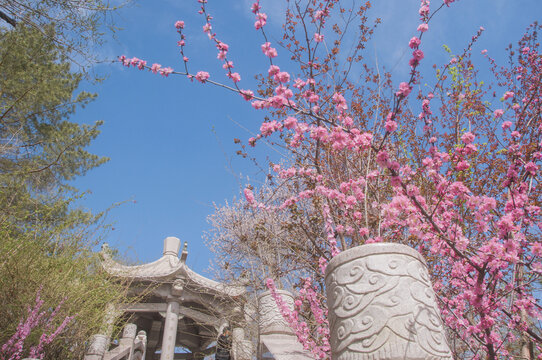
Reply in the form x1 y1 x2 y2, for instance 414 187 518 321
325 243 453 360
132 330 147 360
119 323 137 347
258 290 295 335
84 334 109 360
160 300 180 360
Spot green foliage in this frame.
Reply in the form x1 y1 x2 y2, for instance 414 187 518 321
0 0 124 70
0 220 130 358
0 24 129 359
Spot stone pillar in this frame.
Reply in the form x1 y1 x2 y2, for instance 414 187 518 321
159 300 180 360
84 334 109 360
84 304 119 360
132 330 147 360
257 290 295 335
232 327 253 360
325 243 453 360
119 323 137 347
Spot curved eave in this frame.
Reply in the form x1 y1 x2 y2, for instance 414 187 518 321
101 250 246 298
102 251 184 281
180 265 246 298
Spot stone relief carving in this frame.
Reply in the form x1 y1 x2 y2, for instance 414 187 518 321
325 243 453 360
258 290 295 335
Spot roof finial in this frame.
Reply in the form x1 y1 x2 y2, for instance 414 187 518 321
180 241 188 263
163 237 181 257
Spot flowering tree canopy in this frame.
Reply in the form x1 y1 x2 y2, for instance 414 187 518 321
121 1 542 358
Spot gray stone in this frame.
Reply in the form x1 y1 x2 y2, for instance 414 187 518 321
258 290 295 335
325 243 453 360
258 290 315 360
84 334 109 359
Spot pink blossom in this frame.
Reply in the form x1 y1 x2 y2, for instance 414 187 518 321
461 132 475 144
502 121 512 130
136 59 146 70
413 49 425 60
396 82 412 97
293 78 306 89
308 94 320 103
525 162 538 175
255 12 267 29
503 91 514 100
417 23 429 32
522 47 530 55
385 120 397 132
284 116 297 129
261 42 278 58
276 71 290 83
260 121 281 136
217 42 229 52
456 161 470 171
240 90 254 101
195 71 210 83
409 36 421 49
251 2 260 13
332 92 348 111
532 243 542 257
494 109 504 118
229 72 241 82
419 4 430 18
314 33 324 43
376 151 389 166
268 65 280 76
174 20 185 29
244 188 255 204
203 23 212 33
159 67 174 77
151 63 161 74
318 257 328 273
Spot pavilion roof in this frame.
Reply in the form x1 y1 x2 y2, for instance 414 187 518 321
101 237 246 298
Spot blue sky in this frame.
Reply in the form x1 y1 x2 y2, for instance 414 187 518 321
74 0 542 275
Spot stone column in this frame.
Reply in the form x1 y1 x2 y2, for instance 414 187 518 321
119 323 137 348
84 334 109 360
159 300 180 360
232 327 253 360
325 243 453 360
258 290 295 335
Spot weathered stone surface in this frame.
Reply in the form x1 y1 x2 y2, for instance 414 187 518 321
163 237 181 257
258 290 295 335
122 323 137 340
232 328 253 360
258 290 315 360
325 243 453 360
84 334 109 359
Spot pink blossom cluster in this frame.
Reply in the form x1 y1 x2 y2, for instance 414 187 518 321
119 56 175 77
120 1 542 356
1 288 73 360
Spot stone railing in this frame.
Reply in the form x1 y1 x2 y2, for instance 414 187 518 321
84 323 147 360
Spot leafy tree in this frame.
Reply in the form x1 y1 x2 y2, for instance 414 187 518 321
0 21 129 360
0 0 123 69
